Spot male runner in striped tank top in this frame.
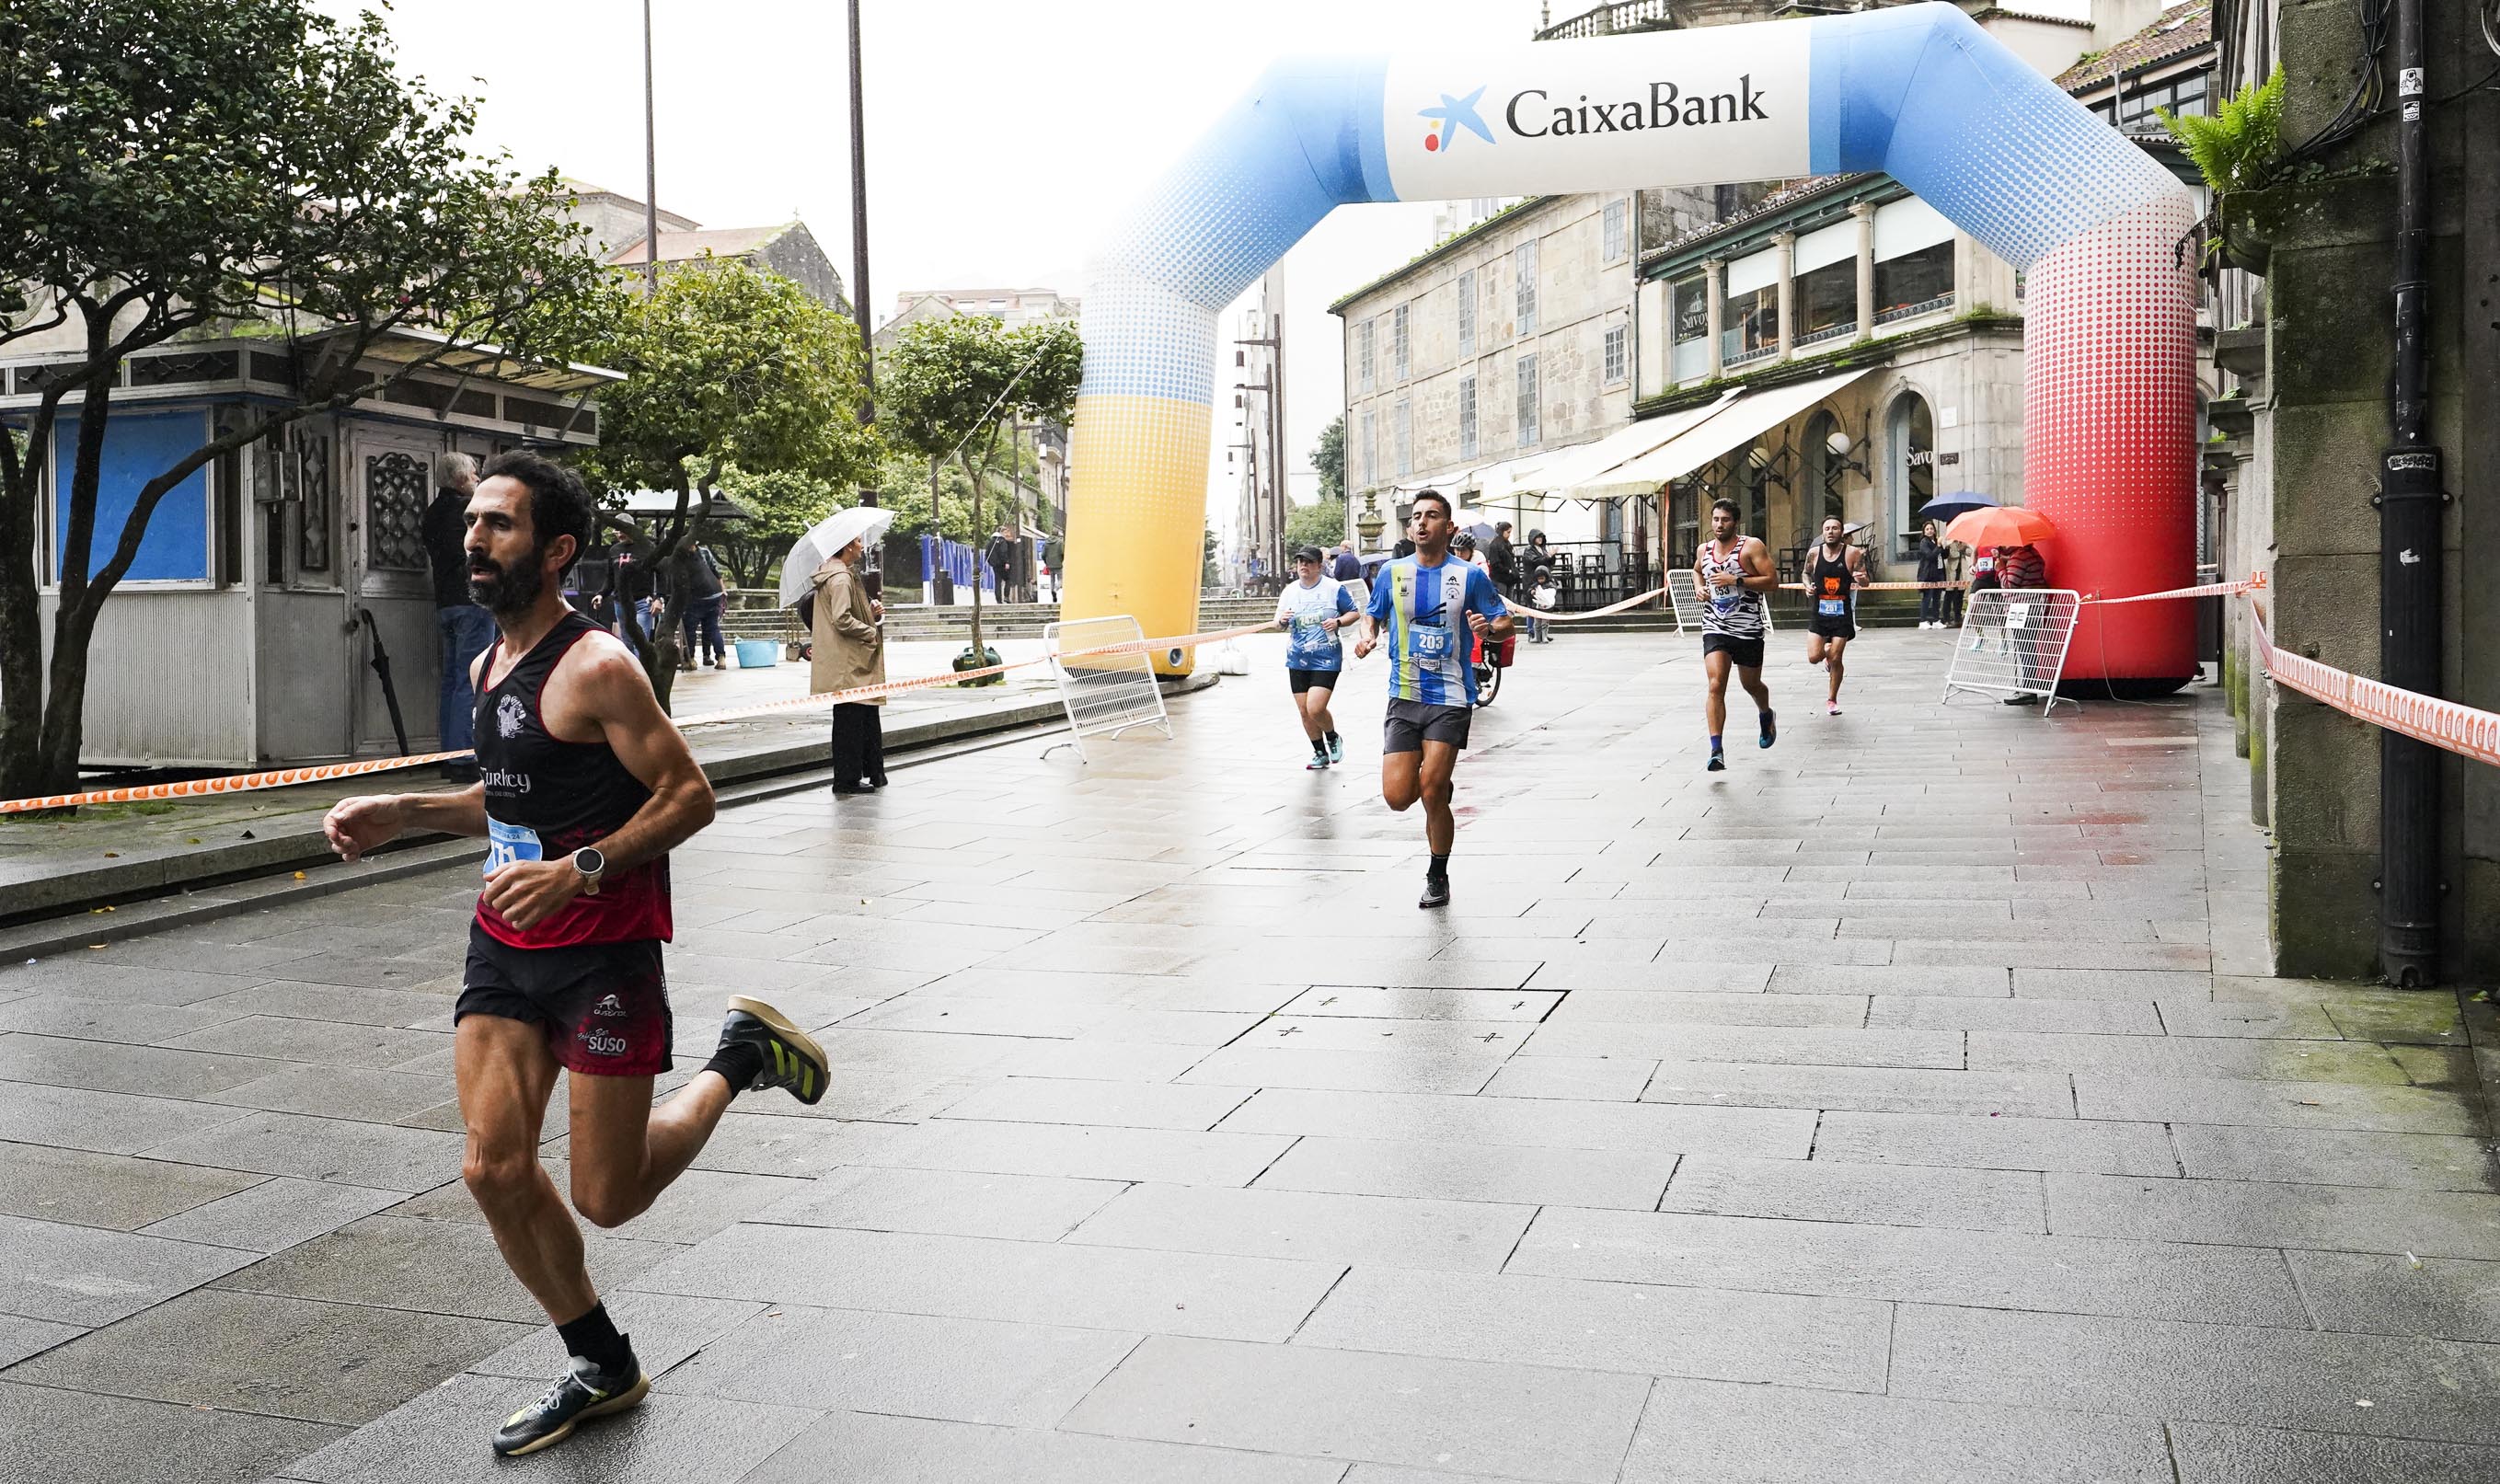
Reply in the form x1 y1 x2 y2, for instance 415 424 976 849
323 453 831 1457
1698 496 1777 771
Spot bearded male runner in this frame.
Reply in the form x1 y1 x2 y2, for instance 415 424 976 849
1353 489 1512 908
1803 514 1865 716
323 452 830 1457
1698 496 1777 770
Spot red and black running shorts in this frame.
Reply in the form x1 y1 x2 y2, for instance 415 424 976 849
457 921 673 1076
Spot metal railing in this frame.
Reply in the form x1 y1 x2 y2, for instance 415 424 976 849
1795 321 1857 348
1874 293 1955 326
1535 0 1675 40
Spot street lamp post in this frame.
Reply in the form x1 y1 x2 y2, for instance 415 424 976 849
641 0 660 297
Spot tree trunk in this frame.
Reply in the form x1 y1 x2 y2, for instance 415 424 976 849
0 430 50 798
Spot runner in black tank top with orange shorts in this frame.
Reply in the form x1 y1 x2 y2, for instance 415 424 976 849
323 453 833 1458
1803 515 1866 716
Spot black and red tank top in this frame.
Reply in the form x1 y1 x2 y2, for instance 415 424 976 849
471 611 673 948
1810 545 1856 619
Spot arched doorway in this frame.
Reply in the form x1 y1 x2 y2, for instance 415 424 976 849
1802 409 1846 548
1886 391 1935 567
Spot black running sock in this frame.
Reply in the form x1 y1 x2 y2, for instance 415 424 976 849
1428 853 1450 881
703 1041 766 1094
1325 730 1341 746
556 1303 634 1375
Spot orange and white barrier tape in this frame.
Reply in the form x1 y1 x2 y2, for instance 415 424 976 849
1779 581 1967 592
1502 586 1668 622
0 619 1278 815
2249 601 2500 768
2081 571 2267 606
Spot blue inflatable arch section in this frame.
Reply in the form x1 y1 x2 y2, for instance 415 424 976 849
1062 3 2200 683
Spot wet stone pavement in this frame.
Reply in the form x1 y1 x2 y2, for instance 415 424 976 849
0 628 2493 1484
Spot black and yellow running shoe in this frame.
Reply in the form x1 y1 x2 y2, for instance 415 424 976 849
492 1353 649 1457
720 995 832 1106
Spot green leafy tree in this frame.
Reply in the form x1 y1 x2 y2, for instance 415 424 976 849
1285 496 1348 556
573 259 876 703
876 316 1082 660
711 466 852 592
0 0 611 797
1311 414 1346 506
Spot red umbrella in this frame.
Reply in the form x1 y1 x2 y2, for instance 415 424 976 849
1943 505 2057 547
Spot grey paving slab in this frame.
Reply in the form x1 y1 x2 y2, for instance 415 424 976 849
854 1118 1293 1185
1296 1265 1888 1391
1510 1205 2307 1324
1069 1183 1535 1273
0 1031 282 1099
187 982 455 1030
1619 1375 2173 1484
1527 1021 1964 1069
0 1378 346 1484
2047 1172 2500 1257
211 1214 676 1324
2072 1073 2485 1133
0 1076 259 1154
1867 995 2165 1034
741 1409 1348 1484
134 1176 400 1252
0 1140 263 1229
467 1291 765 1380
2287 1250 2500 1342
0 960 274 1007
2169 1123 2497 1191
631 1221 1344 1341
0 992 253 1044
752 1163 1126 1241
1970 1031 2409 1082
1280 985 1562 1020
1217 1086 1816 1157
1641 1063 2075 1118
1060 1333 1652 1484
162 1017 449 1070
203 1065 460 1123
933 1076 1253 1130
1811 1110 2179 1176
1661 1154 2046 1233
1482 1054 1659 1100
1253 1133 1676 1210
0 1210 259 1325
659 1302 1139 1424
387 1162 805 1246
1181 1043 1507 1094
2154 998 2344 1038
6 1287 528 1425
2169 1419 2500 1482
1526 961 1774 994
0 1312 85 1367
282 1372 814 1484
1543 990 1866 1027
1890 1303 2500 1444
140 1110 464 1191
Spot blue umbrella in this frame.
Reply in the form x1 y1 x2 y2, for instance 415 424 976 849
1917 491 1998 525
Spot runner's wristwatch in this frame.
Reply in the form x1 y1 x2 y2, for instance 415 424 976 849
570 846 605 897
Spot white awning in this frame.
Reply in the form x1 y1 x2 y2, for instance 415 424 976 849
1472 454 1550 503
1531 391 1743 501
1597 365 1883 492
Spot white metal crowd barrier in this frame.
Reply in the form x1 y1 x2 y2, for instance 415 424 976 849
1668 569 1774 636
1041 615 1174 763
1943 588 2082 714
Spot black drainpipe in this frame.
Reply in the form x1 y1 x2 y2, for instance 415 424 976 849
2376 0 2445 987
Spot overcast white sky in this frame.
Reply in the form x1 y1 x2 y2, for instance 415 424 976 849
336 0 1549 534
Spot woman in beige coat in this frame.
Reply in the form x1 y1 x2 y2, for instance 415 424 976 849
810 537 886 793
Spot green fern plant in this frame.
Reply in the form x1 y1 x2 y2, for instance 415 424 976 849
2161 66 2285 195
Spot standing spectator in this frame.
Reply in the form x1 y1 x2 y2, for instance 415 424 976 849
1941 539 1968 627
1916 520 1948 628
421 452 490 782
1993 540 2051 704
1486 521 1519 598
1961 543 1999 651
812 535 887 793
669 540 728 670
1528 563 1557 643
986 521 1020 603
609 532 658 641
1331 541 1363 583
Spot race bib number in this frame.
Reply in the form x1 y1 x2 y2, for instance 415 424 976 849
1817 598 1848 617
2006 603 2033 629
1974 556 1997 572
484 818 543 877
1411 625 1454 661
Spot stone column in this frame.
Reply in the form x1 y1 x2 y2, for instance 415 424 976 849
1850 201 1877 341
1703 258 1724 379
1773 231 1796 362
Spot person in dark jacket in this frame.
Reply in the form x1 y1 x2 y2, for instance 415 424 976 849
1486 522 1519 596
986 522 1020 603
1993 541 2052 703
1916 520 1949 628
669 542 728 670
421 452 490 780
1331 542 1363 582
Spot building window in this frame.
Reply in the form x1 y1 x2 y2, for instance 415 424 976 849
1391 304 1411 381
1459 374 1479 460
2100 69 2211 132
1602 199 1627 263
1360 408 1377 487
1795 259 1857 343
1722 277 1779 364
1886 391 1935 558
1357 320 1376 393
1515 239 1538 335
1515 353 1539 447
1670 275 1709 383
1603 324 1628 385
1394 400 1412 477
1457 270 1477 356
1873 240 1954 323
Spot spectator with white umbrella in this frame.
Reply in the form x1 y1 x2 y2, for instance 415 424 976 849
785 506 896 795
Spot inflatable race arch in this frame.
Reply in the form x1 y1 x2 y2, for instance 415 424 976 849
1059 3 2200 685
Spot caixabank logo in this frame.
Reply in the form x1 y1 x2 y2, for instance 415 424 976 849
1422 74 1773 152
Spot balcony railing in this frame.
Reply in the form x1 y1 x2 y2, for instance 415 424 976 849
1724 344 1778 369
1794 321 1857 348
1535 0 1676 40
1873 293 1955 326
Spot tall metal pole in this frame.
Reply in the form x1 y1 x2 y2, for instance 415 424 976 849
847 0 875 403
2377 0 2444 985
641 0 660 297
